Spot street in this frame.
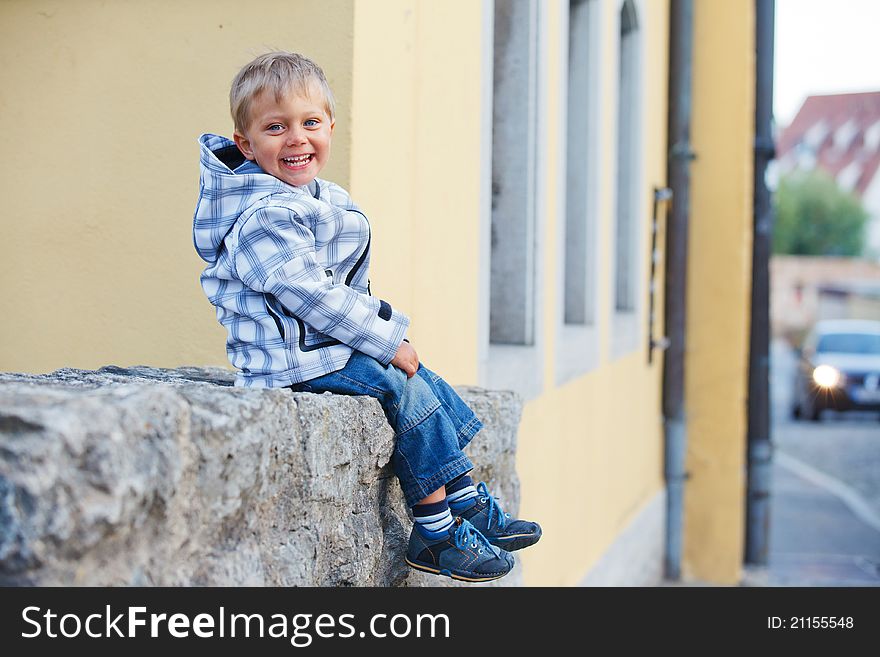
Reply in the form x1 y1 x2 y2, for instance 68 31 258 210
755 339 880 585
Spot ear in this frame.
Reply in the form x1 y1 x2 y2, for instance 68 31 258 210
329 120 335 136
233 130 255 160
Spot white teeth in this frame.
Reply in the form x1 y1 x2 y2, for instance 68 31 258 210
283 154 311 164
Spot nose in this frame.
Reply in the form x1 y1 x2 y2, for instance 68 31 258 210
286 126 307 146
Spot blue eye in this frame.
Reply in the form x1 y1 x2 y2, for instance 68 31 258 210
304 119 319 127
267 124 284 132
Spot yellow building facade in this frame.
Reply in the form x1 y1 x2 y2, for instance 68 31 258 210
0 0 756 586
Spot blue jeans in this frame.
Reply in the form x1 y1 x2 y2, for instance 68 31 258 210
288 351 482 507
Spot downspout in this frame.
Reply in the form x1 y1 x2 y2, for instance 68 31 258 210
663 0 695 581
745 0 775 565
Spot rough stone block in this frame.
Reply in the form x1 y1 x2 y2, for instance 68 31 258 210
0 366 523 587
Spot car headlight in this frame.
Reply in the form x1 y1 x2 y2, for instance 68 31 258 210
812 365 842 388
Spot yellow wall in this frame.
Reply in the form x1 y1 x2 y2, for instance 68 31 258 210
684 0 755 584
349 0 484 385
349 0 669 585
0 0 355 373
512 0 669 584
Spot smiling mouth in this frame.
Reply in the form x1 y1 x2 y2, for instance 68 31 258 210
281 154 313 169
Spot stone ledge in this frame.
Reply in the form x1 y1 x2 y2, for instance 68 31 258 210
0 366 524 587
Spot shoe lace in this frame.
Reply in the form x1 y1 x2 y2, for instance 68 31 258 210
453 518 496 554
477 481 510 530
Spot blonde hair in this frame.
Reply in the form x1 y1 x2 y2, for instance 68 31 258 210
230 51 336 131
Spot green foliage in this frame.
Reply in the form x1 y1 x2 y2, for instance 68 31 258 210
772 171 868 256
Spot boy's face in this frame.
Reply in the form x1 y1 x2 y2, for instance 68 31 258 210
233 87 334 187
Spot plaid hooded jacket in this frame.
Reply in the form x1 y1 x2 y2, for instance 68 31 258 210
193 134 410 387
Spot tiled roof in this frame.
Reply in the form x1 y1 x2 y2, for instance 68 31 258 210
776 91 880 197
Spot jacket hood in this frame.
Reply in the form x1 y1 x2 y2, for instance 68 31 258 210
193 133 290 263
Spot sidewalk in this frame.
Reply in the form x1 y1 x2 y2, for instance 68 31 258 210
741 451 880 586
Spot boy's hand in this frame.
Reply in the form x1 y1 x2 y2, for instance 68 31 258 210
391 341 419 378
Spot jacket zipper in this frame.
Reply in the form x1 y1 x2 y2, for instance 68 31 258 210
265 296 286 340
345 210 371 287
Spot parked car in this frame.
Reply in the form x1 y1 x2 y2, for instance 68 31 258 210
792 319 880 421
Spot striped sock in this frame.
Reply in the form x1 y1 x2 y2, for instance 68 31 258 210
412 499 454 539
446 474 478 512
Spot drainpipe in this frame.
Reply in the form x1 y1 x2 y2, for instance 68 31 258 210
663 0 695 581
745 0 775 565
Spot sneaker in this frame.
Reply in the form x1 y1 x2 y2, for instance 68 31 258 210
456 482 542 551
405 517 514 582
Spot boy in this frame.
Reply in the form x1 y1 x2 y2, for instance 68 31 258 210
193 51 540 582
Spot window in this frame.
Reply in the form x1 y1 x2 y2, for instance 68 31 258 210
490 0 539 347
564 0 597 328
803 120 829 151
832 119 858 152
863 120 880 152
615 0 640 314
836 161 862 192
484 0 544 399
557 0 601 384
609 0 644 358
